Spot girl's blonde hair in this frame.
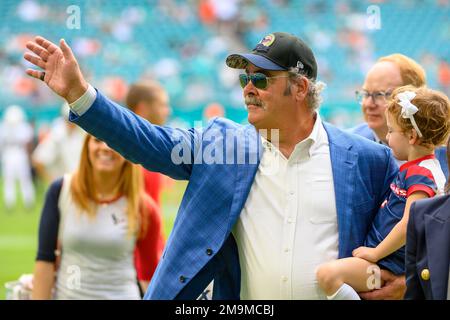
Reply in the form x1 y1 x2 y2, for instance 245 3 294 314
70 134 149 238
387 85 450 148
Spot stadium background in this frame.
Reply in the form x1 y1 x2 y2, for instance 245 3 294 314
0 0 449 299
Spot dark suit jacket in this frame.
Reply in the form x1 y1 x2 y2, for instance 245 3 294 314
405 194 450 300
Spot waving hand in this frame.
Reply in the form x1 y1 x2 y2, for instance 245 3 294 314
24 36 88 103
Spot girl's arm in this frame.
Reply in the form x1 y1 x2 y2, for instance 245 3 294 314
371 191 428 260
354 191 429 262
32 178 63 299
32 261 56 299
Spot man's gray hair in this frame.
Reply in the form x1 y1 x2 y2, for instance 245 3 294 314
287 67 326 110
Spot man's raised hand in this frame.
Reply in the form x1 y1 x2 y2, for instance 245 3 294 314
24 36 88 103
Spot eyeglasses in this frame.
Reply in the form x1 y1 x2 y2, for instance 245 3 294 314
355 90 392 105
239 73 290 90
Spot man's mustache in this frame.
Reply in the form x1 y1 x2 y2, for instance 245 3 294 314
245 96 265 109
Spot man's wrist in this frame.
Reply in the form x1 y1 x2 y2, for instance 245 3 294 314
69 84 97 116
66 81 89 104
373 248 382 262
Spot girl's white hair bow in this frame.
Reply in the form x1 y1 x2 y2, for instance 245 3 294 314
397 91 423 138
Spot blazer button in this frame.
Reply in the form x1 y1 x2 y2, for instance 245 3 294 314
421 269 430 281
206 248 213 256
179 275 186 283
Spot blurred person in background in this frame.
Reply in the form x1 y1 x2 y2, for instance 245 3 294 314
32 102 85 184
203 102 225 121
405 136 450 300
350 54 448 178
125 80 170 205
0 105 35 210
32 134 164 299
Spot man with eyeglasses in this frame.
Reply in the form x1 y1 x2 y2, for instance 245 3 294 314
24 33 398 300
350 54 448 178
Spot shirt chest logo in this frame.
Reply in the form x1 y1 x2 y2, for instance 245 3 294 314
111 212 126 225
390 183 407 197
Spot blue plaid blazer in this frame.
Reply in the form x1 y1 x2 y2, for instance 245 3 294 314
70 91 398 300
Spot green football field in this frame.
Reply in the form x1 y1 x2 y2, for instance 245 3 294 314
0 178 186 299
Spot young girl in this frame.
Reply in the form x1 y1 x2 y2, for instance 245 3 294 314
405 136 450 300
316 85 450 300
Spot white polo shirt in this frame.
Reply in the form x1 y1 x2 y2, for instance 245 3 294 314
233 113 339 299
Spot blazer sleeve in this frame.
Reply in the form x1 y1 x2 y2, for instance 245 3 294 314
69 90 202 180
404 201 426 300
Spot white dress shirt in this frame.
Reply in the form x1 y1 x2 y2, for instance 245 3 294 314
233 114 339 299
69 84 97 116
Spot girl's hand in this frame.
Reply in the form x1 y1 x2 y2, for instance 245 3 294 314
352 246 380 263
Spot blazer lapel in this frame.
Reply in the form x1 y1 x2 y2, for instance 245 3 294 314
227 125 262 231
424 201 450 300
324 124 357 258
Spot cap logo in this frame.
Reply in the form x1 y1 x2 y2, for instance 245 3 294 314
296 61 304 69
259 34 275 47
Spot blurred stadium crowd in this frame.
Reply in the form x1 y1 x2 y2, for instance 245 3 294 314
0 0 449 129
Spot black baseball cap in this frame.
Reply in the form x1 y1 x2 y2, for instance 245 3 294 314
226 32 318 80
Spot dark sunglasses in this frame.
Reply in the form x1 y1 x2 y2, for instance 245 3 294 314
239 73 290 90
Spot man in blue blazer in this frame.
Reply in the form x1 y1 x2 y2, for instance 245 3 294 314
349 54 448 178
405 144 450 300
25 33 402 299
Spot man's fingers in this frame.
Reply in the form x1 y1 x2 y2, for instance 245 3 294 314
26 68 45 81
380 269 395 281
24 53 46 69
25 42 50 61
59 39 74 60
35 36 59 54
359 289 385 300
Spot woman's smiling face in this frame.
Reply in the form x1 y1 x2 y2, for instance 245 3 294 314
87 137 126 174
